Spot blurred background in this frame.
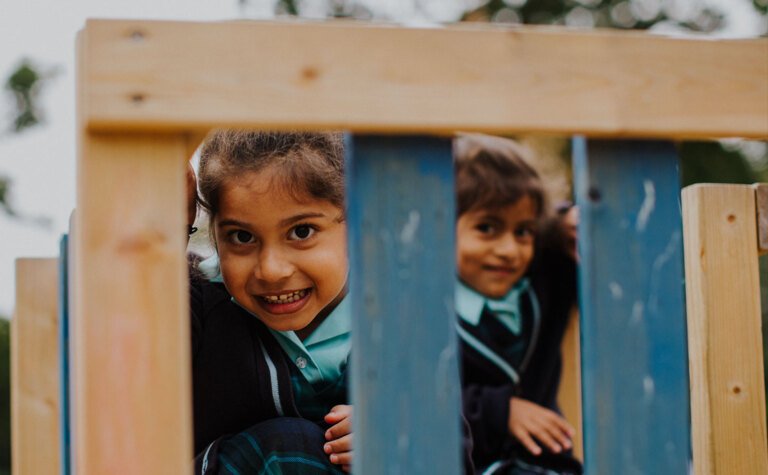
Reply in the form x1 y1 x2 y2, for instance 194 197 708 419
1 1 766 473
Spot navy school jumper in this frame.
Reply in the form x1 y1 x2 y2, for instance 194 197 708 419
190 276 475 474
458 240 581 473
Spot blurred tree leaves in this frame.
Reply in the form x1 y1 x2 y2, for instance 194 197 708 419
461 0 727 32
2 60 53 223
6 62 42 132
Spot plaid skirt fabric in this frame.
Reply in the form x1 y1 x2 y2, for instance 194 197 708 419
195 417 346 475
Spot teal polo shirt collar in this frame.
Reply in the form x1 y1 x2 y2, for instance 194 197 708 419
267 296 351 387
455 278 530 335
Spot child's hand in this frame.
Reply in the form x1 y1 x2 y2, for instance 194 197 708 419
324 404 353 472
508 397 575 456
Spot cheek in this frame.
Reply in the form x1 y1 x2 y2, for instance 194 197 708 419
219 253 251 287
519 244 535 271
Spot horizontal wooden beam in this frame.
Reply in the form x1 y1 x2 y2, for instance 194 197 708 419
79 19 767 139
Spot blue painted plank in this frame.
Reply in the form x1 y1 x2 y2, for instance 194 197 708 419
573 138 691 475
346 135 462 474
58 234 71 475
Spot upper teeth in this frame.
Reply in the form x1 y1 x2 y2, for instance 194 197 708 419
262 289 307 304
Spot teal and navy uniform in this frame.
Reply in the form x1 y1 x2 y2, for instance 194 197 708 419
189 274 348 474
457 242 582 475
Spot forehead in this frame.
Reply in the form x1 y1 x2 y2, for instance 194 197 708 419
217 169 337 220
466 195 537 221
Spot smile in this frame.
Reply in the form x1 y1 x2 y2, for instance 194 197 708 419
259 289 309 304
483 265 516 274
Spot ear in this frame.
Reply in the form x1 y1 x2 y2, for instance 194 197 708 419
186 162 198 227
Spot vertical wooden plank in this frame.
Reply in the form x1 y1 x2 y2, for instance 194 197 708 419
347 135 462 474
557 309 583 461
72 133 192 474
573 138 690 474
12 258 62 475
682 184 768 475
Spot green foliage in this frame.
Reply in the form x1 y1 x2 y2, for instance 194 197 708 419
462 0 727 32
275 0 299 15
679 141 767 187
754 0 768 15
0 318 10 473
5 62 42 132
0 177 15 218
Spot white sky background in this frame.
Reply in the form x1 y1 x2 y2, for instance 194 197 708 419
0 0 765 317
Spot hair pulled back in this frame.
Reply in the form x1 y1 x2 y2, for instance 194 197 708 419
453 133 546 218
198 130 345 230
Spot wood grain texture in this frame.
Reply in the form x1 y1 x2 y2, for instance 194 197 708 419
72 133 192 474
347 135 462 474
557 308 583 461
79 19 768 139
574 139 690 473
753 184 768 255
12 258 62 475
682 184 768 475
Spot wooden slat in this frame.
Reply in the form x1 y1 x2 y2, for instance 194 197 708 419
753 183 768 255
347 135 462 474
79 19 767 139
557 308 583 461
12 258 62 475
72 132 192 474
574 139 690 473
682 184 768 475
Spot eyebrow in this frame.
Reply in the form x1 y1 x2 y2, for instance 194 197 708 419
279 212 327 227
217 213 328 229
217 218 252 229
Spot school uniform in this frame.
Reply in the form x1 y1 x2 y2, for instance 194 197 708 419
190 276 349 474
457 244 582 475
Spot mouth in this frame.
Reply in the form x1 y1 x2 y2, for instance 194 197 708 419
483 265 517 275
255 288 312 314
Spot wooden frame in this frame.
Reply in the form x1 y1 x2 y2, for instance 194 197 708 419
78 20 767 138
682 184 768 474
12 18 765 475
12 259 62 475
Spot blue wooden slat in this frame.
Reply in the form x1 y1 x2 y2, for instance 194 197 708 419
347 135 462 475
573 138 691 475
58 234 71 475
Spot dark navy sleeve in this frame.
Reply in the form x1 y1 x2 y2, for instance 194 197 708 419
462 383 515 465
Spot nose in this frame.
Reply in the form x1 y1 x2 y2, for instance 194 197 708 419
254 246 294 283
493 233 520 262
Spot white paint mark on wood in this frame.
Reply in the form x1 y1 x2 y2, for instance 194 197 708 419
644 376 655 402
609 282 624 300
636 180 656 232
400 210 421 244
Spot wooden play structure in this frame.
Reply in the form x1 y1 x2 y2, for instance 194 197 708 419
11 19 768 474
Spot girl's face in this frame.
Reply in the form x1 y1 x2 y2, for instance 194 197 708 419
456 196 537 299
215 167 348 333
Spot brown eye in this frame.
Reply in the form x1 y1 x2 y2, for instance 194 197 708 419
288 224 315 241
231 230 254 244
476 223 495 234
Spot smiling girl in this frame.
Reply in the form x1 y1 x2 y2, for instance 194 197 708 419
191 131 352 474
454 134 581 475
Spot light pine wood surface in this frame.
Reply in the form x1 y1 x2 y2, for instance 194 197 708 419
682 184 768 475
79 20 767 139
72 133 192 474
12 258 62 475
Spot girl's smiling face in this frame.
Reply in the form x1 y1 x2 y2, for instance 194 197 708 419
456 196 537 299
215 167 348 333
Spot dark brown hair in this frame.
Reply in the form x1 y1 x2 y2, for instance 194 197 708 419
198 130 345 232
453 133 546 218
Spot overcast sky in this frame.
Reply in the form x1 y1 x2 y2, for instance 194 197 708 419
0 0 764 316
